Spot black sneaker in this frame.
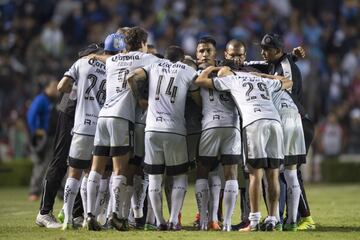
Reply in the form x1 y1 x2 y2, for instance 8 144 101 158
157 223 168 231
260 220 275 231
231 220 250 231
87 214 102 231
110 213 128 231
168 222 181 231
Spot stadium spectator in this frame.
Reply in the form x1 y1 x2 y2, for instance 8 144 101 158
27 77 58 201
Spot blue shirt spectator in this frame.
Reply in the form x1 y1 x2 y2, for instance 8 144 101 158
27 92 52 134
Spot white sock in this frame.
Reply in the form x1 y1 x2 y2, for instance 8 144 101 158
87 171 101 215
131 175 146 218
80 176 88 218
223 180 239 226
164 176 173 214
63 177 80 224
284 169 301 224
106 174 114 219
169 174 188 225
123 185 134 219
249 212 261 228
145 195 156 224
148 174 166 225
112 175 127 218
265 215 277 226
95 178 109 217
209 171 221 222
195 178 209 227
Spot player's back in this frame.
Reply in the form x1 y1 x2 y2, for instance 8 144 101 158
99 51 158 122
145 59 197 135
66 58 106 135
272 89 298 113
214 71 281 128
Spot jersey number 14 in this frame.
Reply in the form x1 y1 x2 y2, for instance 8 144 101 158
155 75 178 103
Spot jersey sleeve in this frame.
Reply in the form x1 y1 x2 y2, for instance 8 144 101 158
141 62 153 80
264 78 282 92
64 60 80 84
187 67 199 92
212 76 234 92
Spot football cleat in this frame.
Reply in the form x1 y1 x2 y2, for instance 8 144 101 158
208 221 221 231
297 216 316 230
283 222 297 231
35 212 62 229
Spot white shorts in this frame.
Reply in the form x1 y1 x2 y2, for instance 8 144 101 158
244 119 284 169
198 127 242 166
68 133 94 169
144 131 188 176
93 117 134 157
280 110 306 166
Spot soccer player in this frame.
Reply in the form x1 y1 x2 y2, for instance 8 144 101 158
56 33 124 230
195 66 292 231
259 33 315 230
86 27 159 231
221 39 252 231
127 45 199 230
35 44 101 229
195 37 241 231
193 37 225 231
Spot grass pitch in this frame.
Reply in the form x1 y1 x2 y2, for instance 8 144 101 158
0 184 360 240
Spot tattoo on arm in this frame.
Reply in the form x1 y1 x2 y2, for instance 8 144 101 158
127 71 147 99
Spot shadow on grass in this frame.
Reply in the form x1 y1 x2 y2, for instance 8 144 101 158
316 225 360 232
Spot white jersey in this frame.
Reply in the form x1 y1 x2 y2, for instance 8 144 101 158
144 59 198 135
98 51 159 122
64 58 106 136
272 90 298 113
199 70 240 130
213 71 281 128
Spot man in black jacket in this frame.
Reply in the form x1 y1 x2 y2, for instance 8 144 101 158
259 33 315 231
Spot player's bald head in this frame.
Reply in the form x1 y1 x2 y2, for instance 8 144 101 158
225 39 246 52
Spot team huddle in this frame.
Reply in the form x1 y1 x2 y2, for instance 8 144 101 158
36 26 316 232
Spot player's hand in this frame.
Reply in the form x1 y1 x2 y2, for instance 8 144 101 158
293 46 306 58
218 66 232 77
35 129 46 138
138 99 148 110
204 66 222 74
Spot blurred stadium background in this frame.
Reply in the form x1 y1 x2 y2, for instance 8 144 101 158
0 0 359 184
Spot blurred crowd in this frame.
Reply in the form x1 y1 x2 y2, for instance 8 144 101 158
0 0 359 168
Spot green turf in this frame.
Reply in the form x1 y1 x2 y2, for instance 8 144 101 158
0 184 360 240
